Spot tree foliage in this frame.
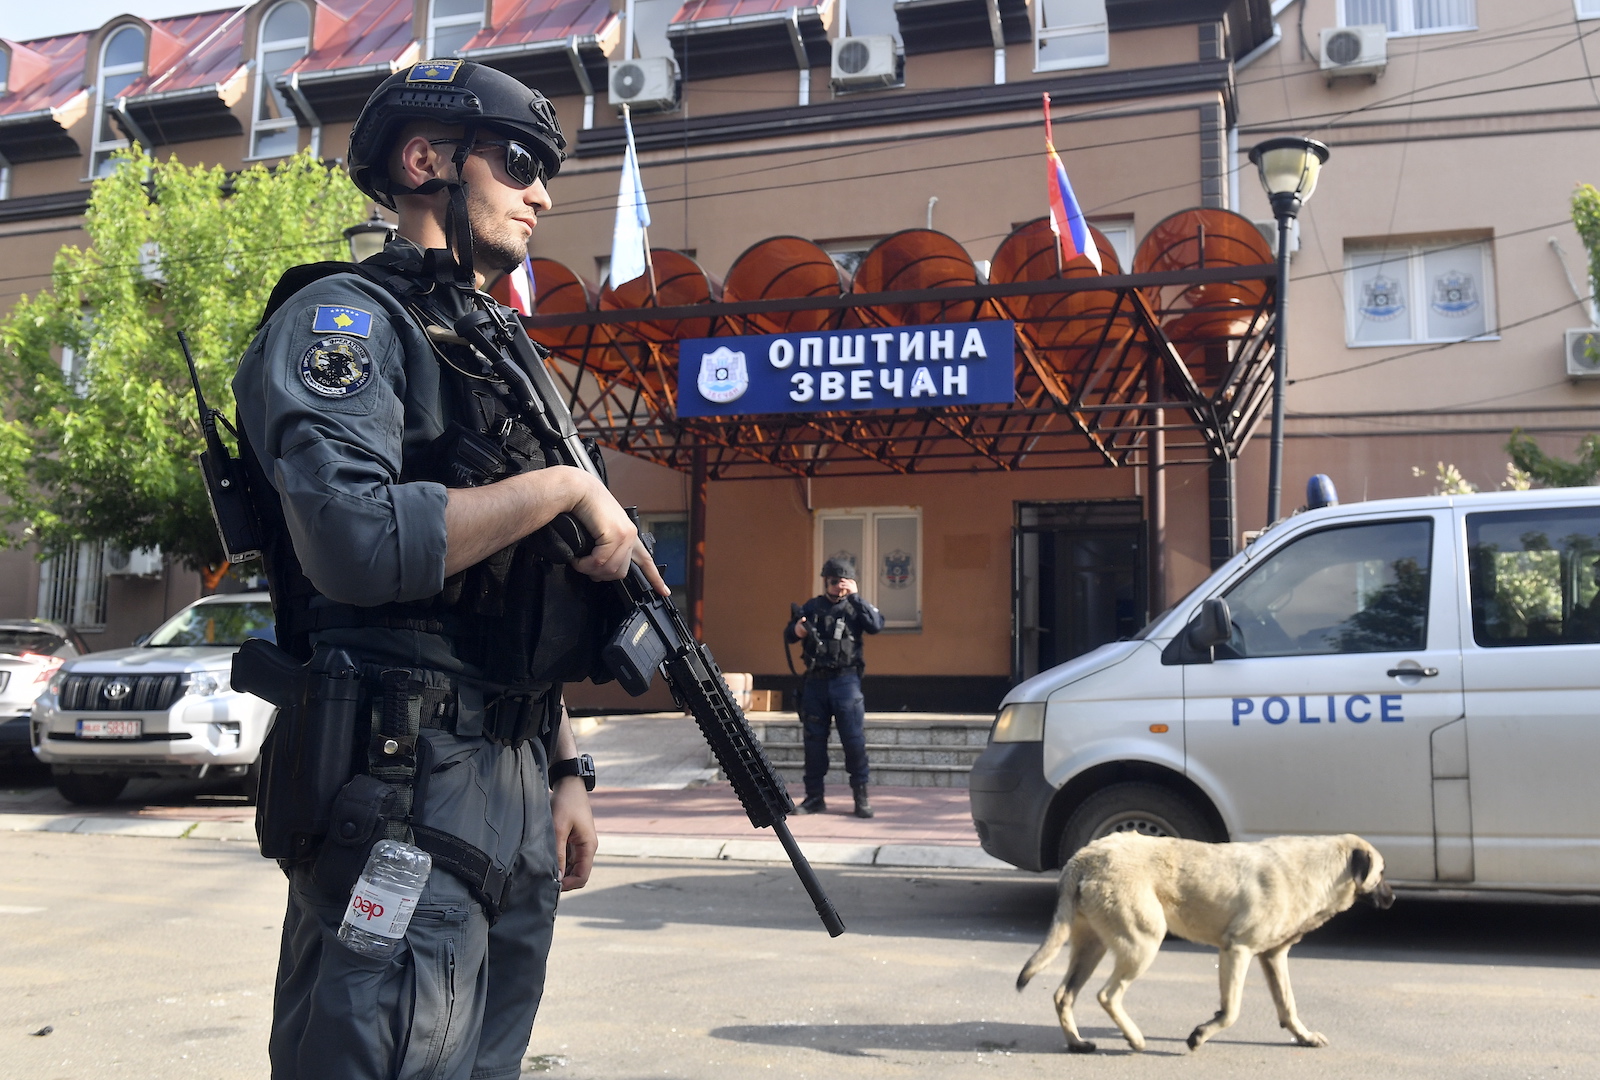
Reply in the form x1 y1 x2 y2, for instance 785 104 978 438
1574 183 1600 308
0 146 365 577
1506 430 1600 488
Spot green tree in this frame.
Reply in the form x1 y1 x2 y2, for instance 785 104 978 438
0 146 366 586
1574 183 1600 308
1506 430 1600 488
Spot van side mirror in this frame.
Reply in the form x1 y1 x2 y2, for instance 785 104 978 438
1162 597 1232 665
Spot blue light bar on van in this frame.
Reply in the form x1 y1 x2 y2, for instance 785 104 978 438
1306 474 1338 510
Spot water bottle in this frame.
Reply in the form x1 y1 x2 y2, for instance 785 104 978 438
337 839 432 958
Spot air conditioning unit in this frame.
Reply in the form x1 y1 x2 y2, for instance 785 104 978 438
1319 25 1387 79
1565 328 1600 379
831 36 898 89
105 546 163 577
608 57 678 113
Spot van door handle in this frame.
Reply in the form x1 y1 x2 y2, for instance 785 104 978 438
1387 666 1439 678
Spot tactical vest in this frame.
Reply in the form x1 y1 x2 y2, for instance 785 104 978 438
242 249 615 690
804 600 864 674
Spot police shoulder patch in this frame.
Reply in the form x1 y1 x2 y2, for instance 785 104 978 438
299 336 373 399
311 304 373 337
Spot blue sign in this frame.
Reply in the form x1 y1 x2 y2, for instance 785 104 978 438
676 321 1016 418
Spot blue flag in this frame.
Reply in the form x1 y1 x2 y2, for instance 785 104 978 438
609 106 651 288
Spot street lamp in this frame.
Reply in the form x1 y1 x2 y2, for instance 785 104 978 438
1248 135 1329 524
344 208 395 263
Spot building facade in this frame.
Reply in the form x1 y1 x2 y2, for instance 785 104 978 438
0 0 1595 713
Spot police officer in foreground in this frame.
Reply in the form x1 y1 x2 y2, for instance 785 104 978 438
232 59 667 1080
784 557 885 817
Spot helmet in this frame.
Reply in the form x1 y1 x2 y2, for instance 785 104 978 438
348 58 566 209
821 557 857 580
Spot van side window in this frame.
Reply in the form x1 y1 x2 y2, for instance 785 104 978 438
1218 520 1432 658
1467 507 1600 647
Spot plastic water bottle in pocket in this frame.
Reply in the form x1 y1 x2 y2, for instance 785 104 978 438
338 839 432 958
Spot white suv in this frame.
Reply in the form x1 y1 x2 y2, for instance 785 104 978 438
32 593 277 805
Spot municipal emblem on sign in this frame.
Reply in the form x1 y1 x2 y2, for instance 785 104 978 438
1431 270 1478 317
696 346 748 403
881 549 914 589
1359 274 1405 321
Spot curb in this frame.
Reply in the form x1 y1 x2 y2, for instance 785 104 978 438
0 813 1015 871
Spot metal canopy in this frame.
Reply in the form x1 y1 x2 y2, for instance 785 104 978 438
519 211 1278 480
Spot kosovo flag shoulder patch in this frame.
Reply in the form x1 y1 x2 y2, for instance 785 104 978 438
407 59 463 83
311 305 373 338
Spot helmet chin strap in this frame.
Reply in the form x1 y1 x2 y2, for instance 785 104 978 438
389 127 478 293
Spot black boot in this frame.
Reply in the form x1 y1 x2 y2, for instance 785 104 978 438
852 785 874 819
795 794 826 815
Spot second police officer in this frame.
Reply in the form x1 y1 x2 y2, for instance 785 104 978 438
232 59 668 1080
785 557 885 817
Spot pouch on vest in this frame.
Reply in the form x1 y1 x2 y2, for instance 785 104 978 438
312 773 399 899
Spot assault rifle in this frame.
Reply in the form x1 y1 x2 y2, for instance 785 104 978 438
455 304 846 938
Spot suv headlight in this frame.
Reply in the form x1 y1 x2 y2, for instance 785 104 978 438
47 668 68 695
991 702 1046 743
186 671 232 698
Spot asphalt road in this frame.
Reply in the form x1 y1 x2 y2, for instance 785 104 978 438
3 825 1597 1079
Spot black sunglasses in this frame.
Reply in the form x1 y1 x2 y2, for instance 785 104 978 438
428 138 546 189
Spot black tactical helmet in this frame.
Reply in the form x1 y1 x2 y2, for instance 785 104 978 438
347 58 566 209
821 556 857 580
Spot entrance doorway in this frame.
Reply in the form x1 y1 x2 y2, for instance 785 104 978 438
1014 501 1146 681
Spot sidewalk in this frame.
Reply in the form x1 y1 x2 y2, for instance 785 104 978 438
0 713 1018 871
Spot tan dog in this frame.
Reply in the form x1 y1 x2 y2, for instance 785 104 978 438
1016 831 1394 1053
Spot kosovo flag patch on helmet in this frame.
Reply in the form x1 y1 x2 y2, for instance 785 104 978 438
407 59 463 84
311 305 373 338
300 336 373 399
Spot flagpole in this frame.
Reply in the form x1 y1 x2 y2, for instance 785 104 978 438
1043 92 1061 278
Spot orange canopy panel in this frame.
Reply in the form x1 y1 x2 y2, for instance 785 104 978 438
523 257 602 351
1133 209 1275 370
599 249 723 343
722 235 846 336
850 229 981 328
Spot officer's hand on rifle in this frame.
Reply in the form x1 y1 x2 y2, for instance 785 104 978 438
793 616 809 639
566 471 669 596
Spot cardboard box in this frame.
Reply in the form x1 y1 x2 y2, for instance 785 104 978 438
746 689 781 713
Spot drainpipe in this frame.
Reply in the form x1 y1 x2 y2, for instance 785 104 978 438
111 96 154 151
285 72 322 158
786 10 810 106
567 37 595 130
985 0 1006 84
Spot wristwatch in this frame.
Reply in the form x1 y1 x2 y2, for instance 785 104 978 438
549 753 596 792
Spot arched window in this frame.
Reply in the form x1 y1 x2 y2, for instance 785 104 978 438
92 25 146 177
251 1 310 159
427 0 485 59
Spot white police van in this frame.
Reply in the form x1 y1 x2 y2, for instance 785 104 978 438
970 485 1600 892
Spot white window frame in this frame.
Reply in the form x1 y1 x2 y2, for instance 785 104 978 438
813 506 922 630
1578 0 1600 20
1344 237 1498 348
249 1 309 161
1033 0 1109 74
1088 217 1134 272
91 26 146 179
427 0 486 58
1339 0 1476 36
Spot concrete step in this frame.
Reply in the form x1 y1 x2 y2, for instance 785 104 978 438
751 714 991 789
773 763 974 789
757 743 986 767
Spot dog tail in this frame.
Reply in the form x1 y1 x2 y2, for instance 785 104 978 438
1016 864 1080 991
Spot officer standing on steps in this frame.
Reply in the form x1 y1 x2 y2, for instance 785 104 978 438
784 557 885 818
232 59 668 1080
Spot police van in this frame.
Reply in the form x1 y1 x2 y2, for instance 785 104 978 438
970 485 1600 892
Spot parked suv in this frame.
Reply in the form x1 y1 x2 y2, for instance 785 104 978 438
32 593 277 805
0 619 90 767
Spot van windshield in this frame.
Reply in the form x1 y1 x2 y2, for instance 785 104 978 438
146 602 276 647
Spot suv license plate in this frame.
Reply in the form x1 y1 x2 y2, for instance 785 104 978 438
78 719 142 739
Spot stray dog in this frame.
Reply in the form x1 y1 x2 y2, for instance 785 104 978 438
1016 831 1394 1052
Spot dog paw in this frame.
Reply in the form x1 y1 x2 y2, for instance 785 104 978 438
1066 1041 1097 1054
1186 1030 1205 1051
1125 1038 1146 1053
1295 1031 1329 1048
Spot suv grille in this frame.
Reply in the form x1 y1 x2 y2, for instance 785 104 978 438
59 673 187 712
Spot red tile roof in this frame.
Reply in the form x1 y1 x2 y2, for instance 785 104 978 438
288 0 417 75
466 0 618 50
0 33 89 118
123 9 247 97
671 0 822 26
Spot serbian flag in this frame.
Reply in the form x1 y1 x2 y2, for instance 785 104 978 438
1044 93 1101 274
491 254 536 315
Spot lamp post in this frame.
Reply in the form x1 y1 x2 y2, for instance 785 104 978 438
344 208 395 263
1248 135 1329 524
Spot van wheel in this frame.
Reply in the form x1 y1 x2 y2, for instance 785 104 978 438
53 773 128 806
1058 783 1217 866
